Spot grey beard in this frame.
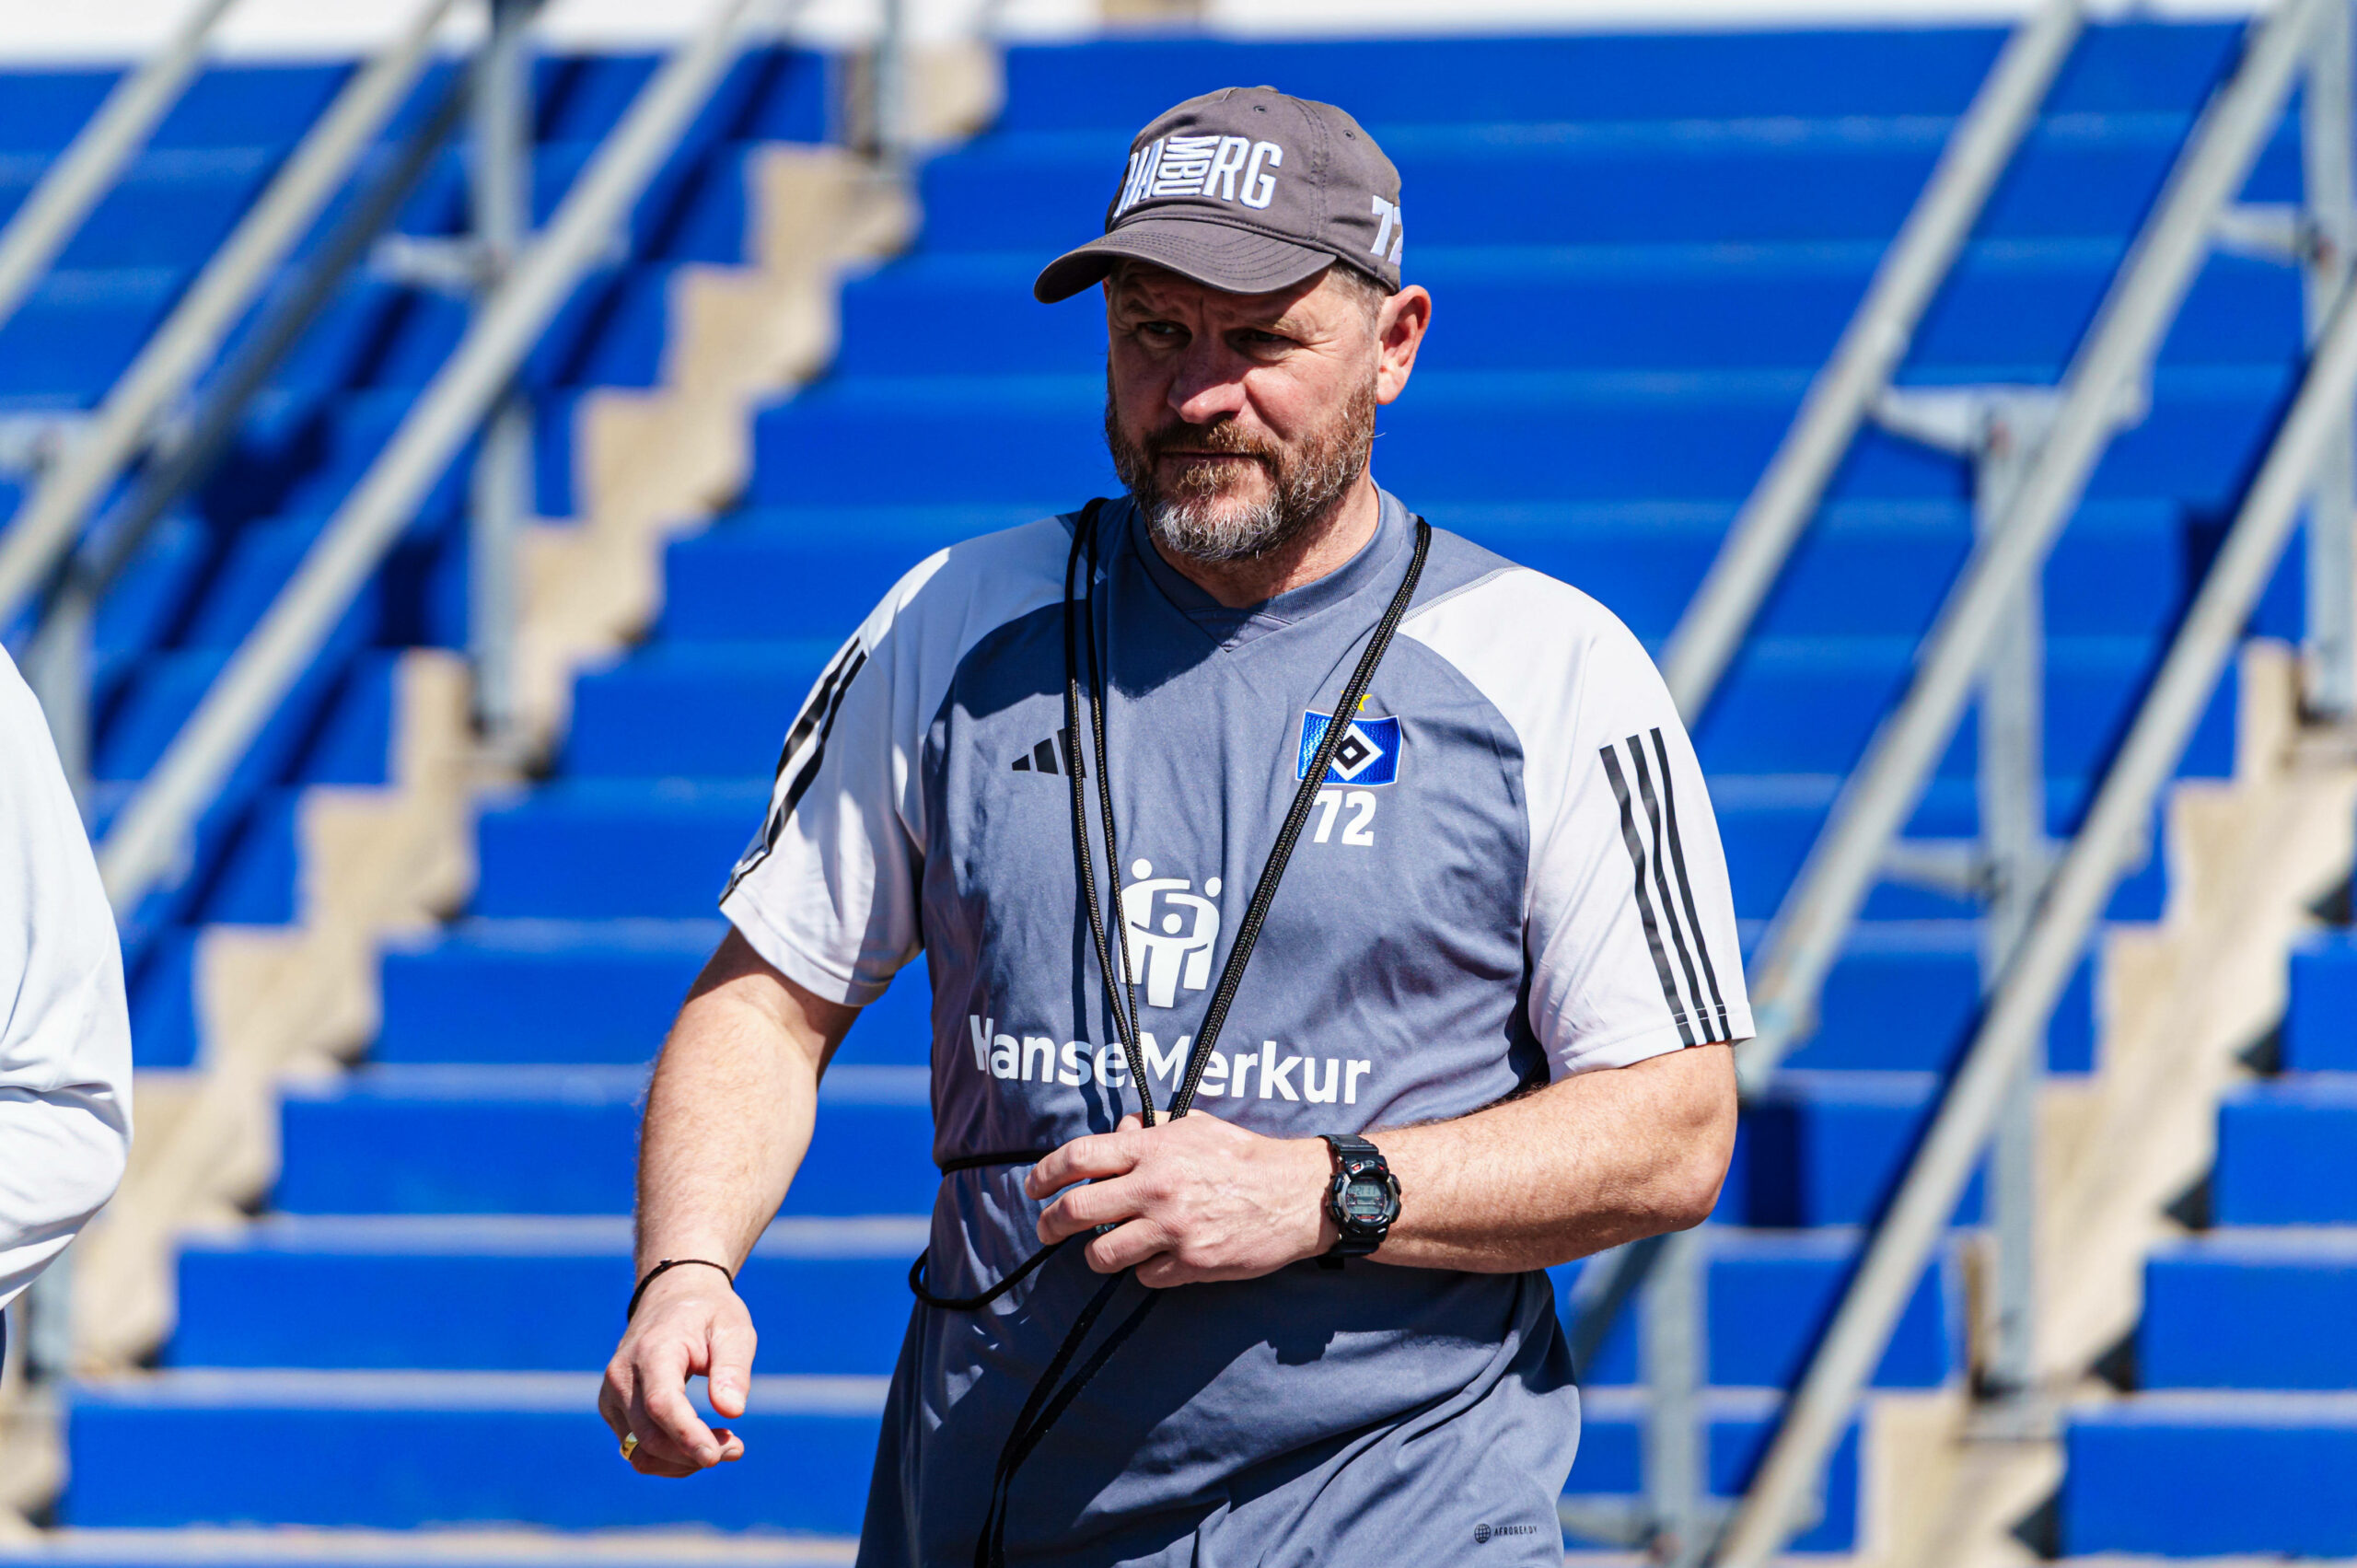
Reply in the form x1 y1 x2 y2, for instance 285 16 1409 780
1104 379 1377 566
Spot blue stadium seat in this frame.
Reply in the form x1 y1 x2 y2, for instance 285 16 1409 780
65 1372 884 1531
2062 1395 2357 1555
2213 1074 2357 1223
274 1063 935 1214
2139 1230 2357 1388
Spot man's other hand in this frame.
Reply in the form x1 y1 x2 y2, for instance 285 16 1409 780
598 1266 754 1476
1028 1113 1339 1287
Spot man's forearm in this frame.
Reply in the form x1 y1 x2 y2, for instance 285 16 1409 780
1370 1043 1736 1272
634 931 853 1274
1029 1042 1737 1286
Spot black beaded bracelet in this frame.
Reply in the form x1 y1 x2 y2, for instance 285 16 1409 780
626 1257 735 1322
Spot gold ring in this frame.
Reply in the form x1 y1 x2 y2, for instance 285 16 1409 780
620 1432 640 1461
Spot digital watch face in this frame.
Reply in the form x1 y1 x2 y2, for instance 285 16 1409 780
1341 1177 1392 1221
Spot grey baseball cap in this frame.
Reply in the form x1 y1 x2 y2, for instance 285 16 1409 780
1033 87 1404 304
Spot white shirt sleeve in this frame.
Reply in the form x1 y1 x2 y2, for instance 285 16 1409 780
718 520 1068 1004
1403 567 1752 1078
0 647 133 1309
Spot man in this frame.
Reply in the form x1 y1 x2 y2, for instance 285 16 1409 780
0 648 134 1362
601 87 1746 1565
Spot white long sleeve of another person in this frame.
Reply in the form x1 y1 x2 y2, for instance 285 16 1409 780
0 647 132 1310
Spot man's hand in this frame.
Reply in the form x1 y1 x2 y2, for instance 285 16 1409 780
1028 1112 1338 1287
598 1266 754 1476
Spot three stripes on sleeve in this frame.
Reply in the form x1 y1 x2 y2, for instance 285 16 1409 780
1599 727 1736 1047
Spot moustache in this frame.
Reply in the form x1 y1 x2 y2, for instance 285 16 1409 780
1137 422 1283 469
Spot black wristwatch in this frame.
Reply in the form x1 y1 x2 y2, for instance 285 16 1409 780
1319 1133 1401 1268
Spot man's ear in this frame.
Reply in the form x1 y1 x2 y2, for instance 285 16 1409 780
1376 285 1433 403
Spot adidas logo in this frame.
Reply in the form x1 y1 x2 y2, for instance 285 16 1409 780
1010 732 1084 776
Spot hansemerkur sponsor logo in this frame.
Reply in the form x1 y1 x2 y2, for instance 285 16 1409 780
965 1018 1378 1106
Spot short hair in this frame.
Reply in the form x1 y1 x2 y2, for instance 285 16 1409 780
1327 263 1393 326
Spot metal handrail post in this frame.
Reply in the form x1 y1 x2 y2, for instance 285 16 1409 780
468 0 537 748
872 0 910 170
16 66 470 822
1566 0 2086 1473
96 0 774 916
2300 0 2357 717
0 0 459 633
1970 398 2053 1409
0 0 239 339
1658 0 2084 720
1712 194 2357 1568
1737 0 2328 1095
1643 1226 1710 1567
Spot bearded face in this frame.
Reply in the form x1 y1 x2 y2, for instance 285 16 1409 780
1104 368 1379 566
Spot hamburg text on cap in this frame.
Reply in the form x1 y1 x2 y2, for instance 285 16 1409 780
1033 87 1405 304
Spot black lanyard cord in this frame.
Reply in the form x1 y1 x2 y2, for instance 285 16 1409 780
910 1234 1072 1312
975 1274 1163 1568
1062 497 1156 1123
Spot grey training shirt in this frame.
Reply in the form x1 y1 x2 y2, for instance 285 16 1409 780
722 490 1752 1566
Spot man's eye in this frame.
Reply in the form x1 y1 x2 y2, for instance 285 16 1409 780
1139 321 1184 341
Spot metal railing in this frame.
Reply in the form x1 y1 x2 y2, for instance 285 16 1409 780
0 0 892 1389
93 0 784 916
18 63 473 813
1720 124 2357 1568
1562 4 2089 1554
1658 0 2086 720
1739 0 2331 1092
1566 0 2357 1559
1573 0 2357 1560
0 0 459 638
0 0 239 340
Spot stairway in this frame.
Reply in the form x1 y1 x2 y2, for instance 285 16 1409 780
2057 923 2357 1556
0 47 839 1068
31 21 2336 1560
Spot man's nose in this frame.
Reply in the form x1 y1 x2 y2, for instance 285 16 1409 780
1166 343 1248 424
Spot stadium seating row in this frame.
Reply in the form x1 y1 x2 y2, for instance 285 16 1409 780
27 20 2355 1562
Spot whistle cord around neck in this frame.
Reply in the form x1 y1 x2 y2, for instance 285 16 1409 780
964 500 1433 1568
974 1273 1162 1568
1062 497 1155 1123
